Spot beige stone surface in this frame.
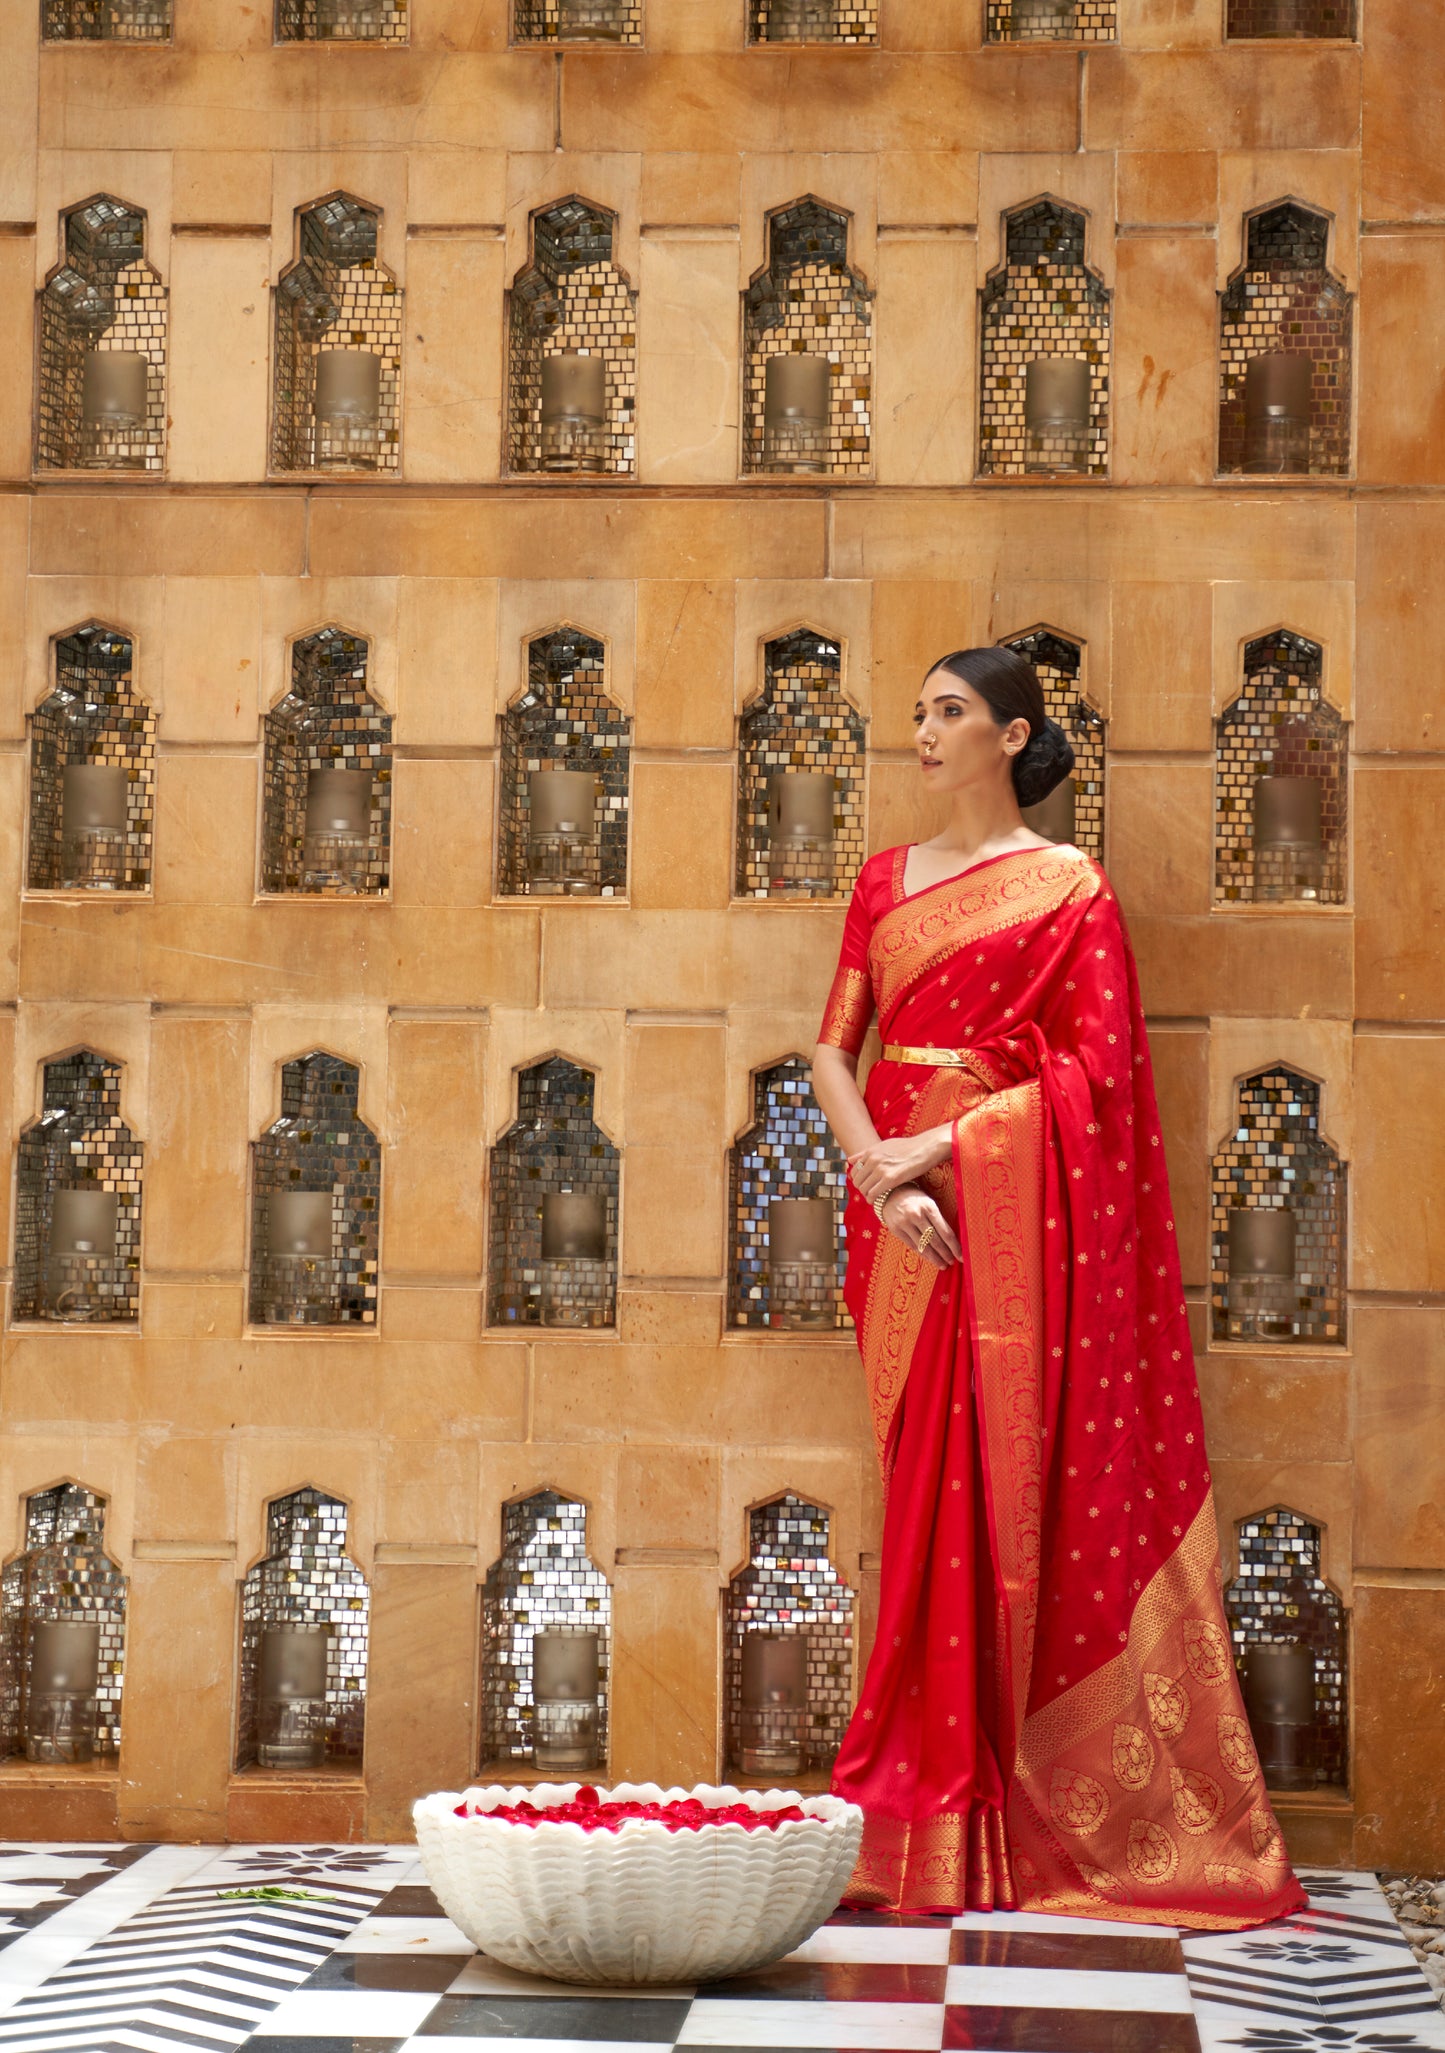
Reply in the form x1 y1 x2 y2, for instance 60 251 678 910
1354 764 1445 1023
145 1013 251 1276
116 1559 233 1841
1111 236 1217 487
1106 762 1214 919
389 758 495 908
383 1017 488 1282
560 54 1078 157
1352 1034 1445 1295
1084 48 1361 154
1353 1308 1445 1570
152 757 259 906
873 236 975 488
0 238 35 482
1358 234 1445 488
1108 582 1213 752
1116 152 1217 227
636 235 740 486
402 235 505 484
635 580 737 749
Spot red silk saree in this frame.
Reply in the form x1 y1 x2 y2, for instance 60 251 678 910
819 844 1306 1931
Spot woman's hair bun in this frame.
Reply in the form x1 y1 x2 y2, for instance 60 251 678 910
1013 717 1075 809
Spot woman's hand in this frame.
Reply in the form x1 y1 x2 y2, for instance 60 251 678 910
847 1124 952 1205
879 1187 961 1270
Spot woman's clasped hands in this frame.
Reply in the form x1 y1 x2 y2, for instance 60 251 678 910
846 1125 962 1271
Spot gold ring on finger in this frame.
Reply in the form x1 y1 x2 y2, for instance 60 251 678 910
917 1225 935 1256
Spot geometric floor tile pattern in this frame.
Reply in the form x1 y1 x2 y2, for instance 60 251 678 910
0 1854 1439 2053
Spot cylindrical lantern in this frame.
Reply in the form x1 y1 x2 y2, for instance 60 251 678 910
42 1190 120 1323
26 1620 102 1764
533 1629 600 1701
1022 775 1076 846
59 764 129 890
541 1192 610 1328
1227 1206 1298 1342
81 351 147 425
1024 358 1091 474
527 768 601 895
767 772 835 898
768 1195 836 1331
532 1630 601 1770
260 1191 340 1326
1252 775 1324 903
62 764 129 834
762 0 839 43
541 1193 607 1261
738 1631 809 1776
312 350 383 472
79 350 148 472
303 767 373 892
762 354 831 474
1242 1638 1316 1790
540 353 607 473
267 1190 333 1257
50 1190 120 1258
1243 352 1312 476
256 1625 328 1770
556 0 627 37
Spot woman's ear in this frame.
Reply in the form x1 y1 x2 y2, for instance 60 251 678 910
1004 716 1031 758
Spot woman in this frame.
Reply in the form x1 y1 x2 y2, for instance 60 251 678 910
812 646 1305 1931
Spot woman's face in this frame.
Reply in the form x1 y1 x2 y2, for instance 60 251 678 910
914 668 1031 797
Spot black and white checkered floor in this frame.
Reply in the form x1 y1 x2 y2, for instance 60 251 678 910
0 1844 1438 2053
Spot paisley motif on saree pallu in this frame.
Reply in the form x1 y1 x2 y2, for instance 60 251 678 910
870 846 1094 1023
952 1077 1048 1767
1005 1495 1306 1931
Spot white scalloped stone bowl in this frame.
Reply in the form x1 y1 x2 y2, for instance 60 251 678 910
413 1782 865 1986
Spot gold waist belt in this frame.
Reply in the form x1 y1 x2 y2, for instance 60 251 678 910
881 1044 973 1068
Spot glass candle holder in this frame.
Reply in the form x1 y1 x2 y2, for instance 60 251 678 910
1242 1638 1316 1790
527 770 600 895
312 350 383 471
59 763 129 890
539 353 607 473
767 772 835 898
540 1193 609 1327
303 768 373 892
256 1625 329 1769
1024 358 1091 474
78 351 148 471
768 1196 836 1331
532 1630 601 1770
1243 353 1312 476
259 1190 340 1326
41 1189 121 1322
1252 775 1324 902
1022 776 1076 847
762 354 830 474
26 1620 102 1764
761 0 838 39
739 1631 808 1776
1226 1206 1297 1341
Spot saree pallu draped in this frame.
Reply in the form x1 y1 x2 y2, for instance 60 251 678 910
819 844 1306 1932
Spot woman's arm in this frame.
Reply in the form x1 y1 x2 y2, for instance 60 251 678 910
812 1044 961 1269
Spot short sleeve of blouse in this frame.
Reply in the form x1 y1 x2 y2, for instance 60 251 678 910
816 863 880 1058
